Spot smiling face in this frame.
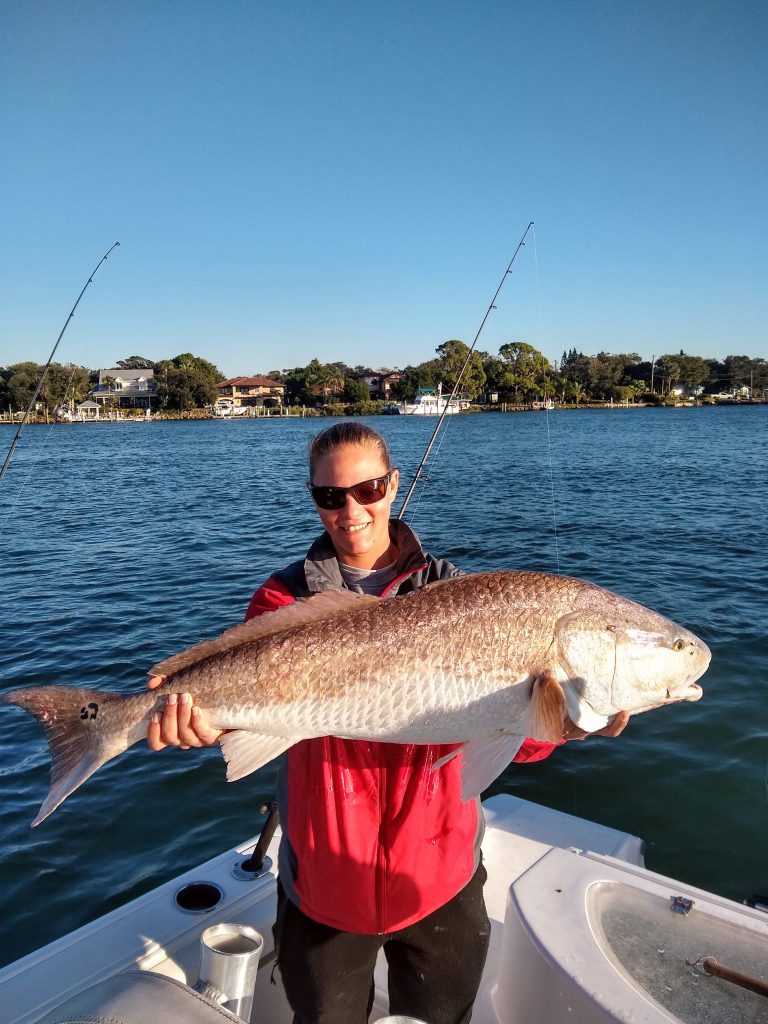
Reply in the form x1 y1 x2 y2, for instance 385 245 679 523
310 443 399 569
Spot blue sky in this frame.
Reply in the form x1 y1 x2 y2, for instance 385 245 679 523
1 0 765 378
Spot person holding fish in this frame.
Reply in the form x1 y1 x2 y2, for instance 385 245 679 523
147 421 631 1024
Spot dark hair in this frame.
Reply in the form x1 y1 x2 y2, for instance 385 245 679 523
308 422 392 482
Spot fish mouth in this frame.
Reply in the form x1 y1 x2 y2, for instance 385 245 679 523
665 680 704 703
658 651 710 706
633 681 704 715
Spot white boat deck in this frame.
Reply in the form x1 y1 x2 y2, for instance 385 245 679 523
2 795 767 1024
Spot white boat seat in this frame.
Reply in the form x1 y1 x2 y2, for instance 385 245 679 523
37 970 244 1024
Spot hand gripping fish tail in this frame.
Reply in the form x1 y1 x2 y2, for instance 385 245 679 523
1 571 711 827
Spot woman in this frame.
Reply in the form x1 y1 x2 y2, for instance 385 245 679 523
149 421 628 1024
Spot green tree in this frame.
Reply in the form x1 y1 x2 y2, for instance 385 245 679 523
44 363 92 409
435 340 486 399
656 352 710 395
564 379 587 405
342 378 371 403
6 362 43 412
724 355 767 395
283 359 337 406
0 367 9 412
625 380 647 403
560 349 591 387
586 352 640 400
327 360 353 380
498 342 551 402
117 355 155 369
391 360 442 402
153 353 221 410
480 354 507 400
749 358 768 393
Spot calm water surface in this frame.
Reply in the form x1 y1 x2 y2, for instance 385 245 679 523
0 406 765 967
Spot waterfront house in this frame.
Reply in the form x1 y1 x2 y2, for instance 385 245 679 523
378 370 402 398
354 369 402 399
92 369 155 410
215 376 285 409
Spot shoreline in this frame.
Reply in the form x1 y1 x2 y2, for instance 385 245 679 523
0 399 764 426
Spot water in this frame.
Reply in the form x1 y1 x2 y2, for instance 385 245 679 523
0 407 765 968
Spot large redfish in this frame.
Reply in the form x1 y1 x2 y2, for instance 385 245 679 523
2 572 710 826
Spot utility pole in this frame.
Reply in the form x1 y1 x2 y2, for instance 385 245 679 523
650 354 656 394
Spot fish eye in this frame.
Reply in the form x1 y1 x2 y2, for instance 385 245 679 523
672 638 686 652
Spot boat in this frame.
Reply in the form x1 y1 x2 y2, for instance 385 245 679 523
211 399 250 418
402 382 468 415
2 793 766 1023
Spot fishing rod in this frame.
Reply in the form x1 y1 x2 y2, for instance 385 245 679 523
0 242 121 484
397 222 534 519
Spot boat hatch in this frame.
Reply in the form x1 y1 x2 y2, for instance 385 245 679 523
591 881 768 1023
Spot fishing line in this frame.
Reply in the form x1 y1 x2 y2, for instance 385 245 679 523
0 435 55 537
531 227 562 574
0 242 120 486
543 411 561 574
401 415 456 528
398 223 535 520
0 348 97 536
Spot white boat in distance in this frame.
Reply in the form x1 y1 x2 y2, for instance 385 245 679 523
211 398 249 417
401 382 469 415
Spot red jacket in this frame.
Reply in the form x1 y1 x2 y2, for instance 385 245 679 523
246 523 560 934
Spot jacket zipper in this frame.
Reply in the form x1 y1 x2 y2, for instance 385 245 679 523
376 760 387 934
381 562 428 598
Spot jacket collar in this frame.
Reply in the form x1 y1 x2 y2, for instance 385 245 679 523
304 519 428 593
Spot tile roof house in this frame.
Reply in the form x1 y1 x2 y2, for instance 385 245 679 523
355 369 402 399
215 376 285 407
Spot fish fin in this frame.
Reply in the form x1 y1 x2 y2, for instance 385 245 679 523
431 747 462 772
150 591 379 678
220 730 296 782
526 669 567 742
458 734 526 801
1 686 141 826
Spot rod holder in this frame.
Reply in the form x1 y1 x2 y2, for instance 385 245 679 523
194 922 264 1022
373 1017 429 1023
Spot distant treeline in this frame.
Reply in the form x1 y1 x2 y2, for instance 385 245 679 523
1 344 766 413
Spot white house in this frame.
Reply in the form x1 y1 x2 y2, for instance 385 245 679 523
92 369 155 409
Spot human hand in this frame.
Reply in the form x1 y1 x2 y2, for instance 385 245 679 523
146 675 224 750
561 710 630 742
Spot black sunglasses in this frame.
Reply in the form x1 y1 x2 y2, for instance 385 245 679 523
307 472 393 511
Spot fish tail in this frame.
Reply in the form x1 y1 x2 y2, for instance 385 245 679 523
528 670 567 743
2 685 147 826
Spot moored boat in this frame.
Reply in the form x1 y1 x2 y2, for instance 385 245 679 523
211 398 250 417
402 382 468 415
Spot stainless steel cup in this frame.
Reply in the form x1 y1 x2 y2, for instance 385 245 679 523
373 1017 429 1023
194 922 264 1021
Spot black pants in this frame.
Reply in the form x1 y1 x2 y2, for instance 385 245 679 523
275 863 490 1024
